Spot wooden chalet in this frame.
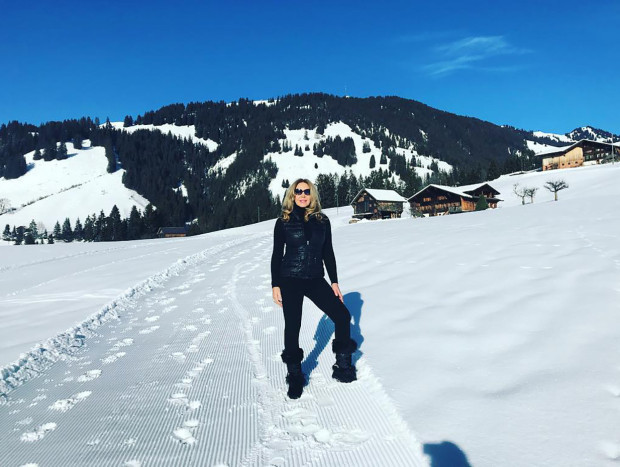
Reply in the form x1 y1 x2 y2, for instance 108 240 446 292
350 188 407 220
538 139 619 171
157 227 188 238
408 183 501 217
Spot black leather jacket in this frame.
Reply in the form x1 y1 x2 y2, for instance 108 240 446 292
271 207 338 286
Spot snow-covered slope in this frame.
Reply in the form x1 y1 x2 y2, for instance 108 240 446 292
265 122 451 200
115 120 453 199
0 142 150 233
1 163 620 466
110 122 219 152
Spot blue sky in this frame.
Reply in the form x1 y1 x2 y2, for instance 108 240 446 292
1 0 619 134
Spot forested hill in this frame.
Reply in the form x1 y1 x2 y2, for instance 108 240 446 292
0 93 612 235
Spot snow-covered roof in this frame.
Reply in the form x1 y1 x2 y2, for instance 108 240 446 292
352 188 407 203
537 139 617 157
407 184 470 201
407 182 503 201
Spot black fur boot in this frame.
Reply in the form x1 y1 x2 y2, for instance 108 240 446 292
332 339 357 383
281 348 305 399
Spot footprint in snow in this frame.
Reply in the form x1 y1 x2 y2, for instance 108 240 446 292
139 325 160 335
145 316 160 322
49 391 92 412
173 427 197 445
77 370 102 382
170 352 186 363
20 422 57 442
101 352 126 365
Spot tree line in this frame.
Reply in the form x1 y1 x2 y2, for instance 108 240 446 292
2 204 169 245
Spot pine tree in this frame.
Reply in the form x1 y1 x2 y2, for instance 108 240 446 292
28 219 38 239
487 160 500 181
83 215 94 241
33 148 42 160
24 232 35 245
53 221 62 240
127 206 143 240
109 205 124 241
43 141 57 161
475 195 489 211
369 155 376 168
57 142 68 160
74 218 84 241
3 224 11 241
61 218 73 242
15 227 24 245
48 234 54 244
380 153 387 165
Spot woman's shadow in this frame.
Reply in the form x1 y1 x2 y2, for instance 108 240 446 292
303 292 364 377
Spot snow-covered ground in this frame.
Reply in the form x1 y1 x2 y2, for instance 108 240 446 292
265 122 451 201
0 142 150 233
2 163 620 466
112 120 452 200
110 122 219 152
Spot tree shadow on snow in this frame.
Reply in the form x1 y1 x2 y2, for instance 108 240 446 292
303 291 365 377
423 441 472 467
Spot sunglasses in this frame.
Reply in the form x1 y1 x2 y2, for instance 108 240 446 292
294 188 311 195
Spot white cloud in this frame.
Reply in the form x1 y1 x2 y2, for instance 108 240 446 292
424 35 530 76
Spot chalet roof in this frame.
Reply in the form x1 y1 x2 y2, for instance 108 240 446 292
462 183 501 196
537 139 618 157
158 227 188 234
350 188 407 204
407 184 473 201
407 182 501 201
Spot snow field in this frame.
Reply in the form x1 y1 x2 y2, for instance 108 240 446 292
0 141 149 231
2 163 620 466
0 230 427 466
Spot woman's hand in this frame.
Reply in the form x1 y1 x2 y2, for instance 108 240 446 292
272 287 282 307
332 283 343 303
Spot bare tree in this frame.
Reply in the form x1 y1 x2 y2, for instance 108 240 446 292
524 187 538 204
544 179 569 201
513 184 527 205
0 198 11 215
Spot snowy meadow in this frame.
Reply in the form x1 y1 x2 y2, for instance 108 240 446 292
1 163 620 466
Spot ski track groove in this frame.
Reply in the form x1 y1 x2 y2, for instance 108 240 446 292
0 232 427 466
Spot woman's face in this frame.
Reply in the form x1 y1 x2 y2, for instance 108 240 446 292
294 182 311 208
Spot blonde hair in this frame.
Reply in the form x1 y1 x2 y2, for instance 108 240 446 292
282 178 323 222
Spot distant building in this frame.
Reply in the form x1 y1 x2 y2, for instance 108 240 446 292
350 188 407 220
408 183 502 216
538 139 619 171
157 227 188 238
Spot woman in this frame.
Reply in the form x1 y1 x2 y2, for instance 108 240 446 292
271 178 357 399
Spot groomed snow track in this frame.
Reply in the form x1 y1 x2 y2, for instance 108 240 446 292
0 233 427 466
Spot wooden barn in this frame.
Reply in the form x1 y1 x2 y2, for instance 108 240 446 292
350 188 407 220
539 139 619 171
157 227 188 238
408 183 501 216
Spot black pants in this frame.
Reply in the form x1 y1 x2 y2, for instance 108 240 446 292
280 277 351 352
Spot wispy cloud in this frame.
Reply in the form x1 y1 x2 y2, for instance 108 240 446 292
424 35 530 76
